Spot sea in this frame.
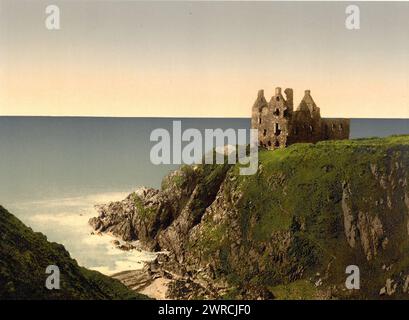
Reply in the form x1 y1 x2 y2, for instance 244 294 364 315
0 117 408 274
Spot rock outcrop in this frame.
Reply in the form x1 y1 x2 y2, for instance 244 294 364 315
89 163 230 251
90 135 409 299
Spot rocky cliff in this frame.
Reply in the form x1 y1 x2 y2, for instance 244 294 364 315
90 135 409 299
0 206 149 300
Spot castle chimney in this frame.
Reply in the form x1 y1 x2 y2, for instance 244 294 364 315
275 87 282 95
305 90 311 95
258 89 264 98
284 88 293 111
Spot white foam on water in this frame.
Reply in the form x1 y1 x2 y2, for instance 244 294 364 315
8 191 157 276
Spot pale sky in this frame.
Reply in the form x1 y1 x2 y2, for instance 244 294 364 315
0 1 408 118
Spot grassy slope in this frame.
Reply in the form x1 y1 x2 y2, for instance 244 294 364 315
0 206 149 300
193 135 409 299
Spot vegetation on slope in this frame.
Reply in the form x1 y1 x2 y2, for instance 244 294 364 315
89 135 409 299
0 206 149 300
189 135 409 299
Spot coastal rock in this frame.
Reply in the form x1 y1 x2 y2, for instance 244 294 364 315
89 136 409 299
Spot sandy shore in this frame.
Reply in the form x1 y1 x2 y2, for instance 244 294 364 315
111 268 171 300
139 277 171 300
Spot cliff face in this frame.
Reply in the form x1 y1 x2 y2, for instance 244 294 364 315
0 206 149 300
90 135 409 299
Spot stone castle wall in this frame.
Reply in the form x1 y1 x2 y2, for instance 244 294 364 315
252 87 350 149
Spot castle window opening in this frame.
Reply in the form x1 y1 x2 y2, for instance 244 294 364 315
268 141 272 147
259 117 262 124
273 108 280 116
274 123 281 136
263 129 267 136
274 140 280 148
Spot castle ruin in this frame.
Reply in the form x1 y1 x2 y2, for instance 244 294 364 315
251 87 350 149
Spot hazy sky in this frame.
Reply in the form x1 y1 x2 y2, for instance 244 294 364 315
0 1 408 118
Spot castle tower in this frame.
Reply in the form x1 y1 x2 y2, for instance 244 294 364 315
268 87 291 149
251 89 268 130
251 87 292 150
